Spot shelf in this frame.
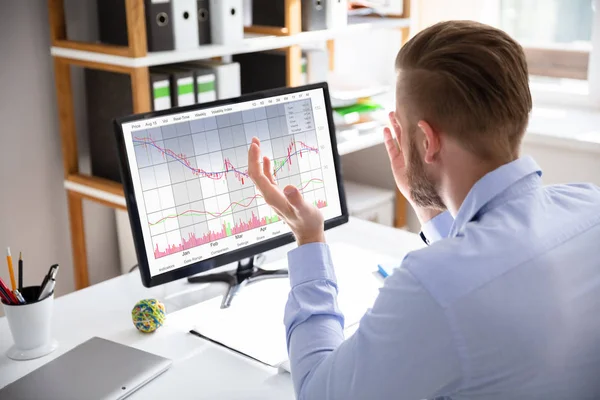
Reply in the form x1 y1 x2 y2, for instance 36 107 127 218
50 16 410 68
65 174 126 209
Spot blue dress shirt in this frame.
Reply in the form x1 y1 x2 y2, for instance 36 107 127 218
284 156 600 399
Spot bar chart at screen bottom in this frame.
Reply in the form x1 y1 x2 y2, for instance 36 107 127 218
131 99 331 259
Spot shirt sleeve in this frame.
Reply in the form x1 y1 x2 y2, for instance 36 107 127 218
284 244 462 400
420 211 454 245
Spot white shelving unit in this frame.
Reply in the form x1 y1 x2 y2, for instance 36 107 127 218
51 16 410 67
49 0 412 289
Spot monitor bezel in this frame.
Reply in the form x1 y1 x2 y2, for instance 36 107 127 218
114 82 349 288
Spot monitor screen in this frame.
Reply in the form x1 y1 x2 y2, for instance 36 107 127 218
115 83 347 286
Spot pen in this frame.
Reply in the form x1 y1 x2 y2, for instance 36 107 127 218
38 278 55 301
18 252 23 291
6 247 16 291
0 285 12 304
377 264 389 279
0 276 19 304
40 264 59 293
13 289 25 304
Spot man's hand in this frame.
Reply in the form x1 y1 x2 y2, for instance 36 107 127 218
248 137 325 246
383 112 442 224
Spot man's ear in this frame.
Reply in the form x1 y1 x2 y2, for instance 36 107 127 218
417 120 441 164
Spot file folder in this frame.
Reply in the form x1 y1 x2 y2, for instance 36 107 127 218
233 51 286 94
97 0 175 52
176 64 218 104
326 0 348 29
173 0 200 50
304 48 329 83
145 0 176 51
187 60 241 100
97 0 129 47
210 0 244 44
302 0 328 31
251 0 285 27
197 0 212 44
150 72 172 111
153 66 196 107
300 56 308 86
84 70 134 182
196 73 217 103
243 0 252 26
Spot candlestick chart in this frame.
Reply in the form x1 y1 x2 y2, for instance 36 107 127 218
131 100 328 259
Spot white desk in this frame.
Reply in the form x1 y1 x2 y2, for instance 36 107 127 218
0 218 423 399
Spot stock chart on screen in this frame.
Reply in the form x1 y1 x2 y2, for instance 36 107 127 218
121 88 342 277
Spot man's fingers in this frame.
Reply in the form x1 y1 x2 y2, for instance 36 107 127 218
248 143 273 192
283 185 308 211
388 112 402 134
248 142 264 180
248 142 292 212
383 127 402 161
263 156 276 185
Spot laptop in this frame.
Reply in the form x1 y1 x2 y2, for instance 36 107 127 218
0 337 172 400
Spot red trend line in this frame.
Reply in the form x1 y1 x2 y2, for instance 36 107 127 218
133 136 319 183
148 178 324 226
134 136 249 183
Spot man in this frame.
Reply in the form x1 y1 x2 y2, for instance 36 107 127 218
248 21 600 399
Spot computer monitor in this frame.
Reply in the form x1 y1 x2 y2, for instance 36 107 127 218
114 82 348 306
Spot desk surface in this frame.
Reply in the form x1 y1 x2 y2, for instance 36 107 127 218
0 218 423 399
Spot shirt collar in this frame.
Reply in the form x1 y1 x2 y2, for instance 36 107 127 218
449 156 542 237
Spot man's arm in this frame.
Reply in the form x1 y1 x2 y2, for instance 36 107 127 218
246 137 461 398
284 247 462 400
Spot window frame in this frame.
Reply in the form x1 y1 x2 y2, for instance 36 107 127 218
482 0 600 110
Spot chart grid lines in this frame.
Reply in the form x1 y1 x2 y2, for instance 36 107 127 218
131 98 328 259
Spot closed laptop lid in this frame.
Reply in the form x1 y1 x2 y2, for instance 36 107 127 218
0 337 172 400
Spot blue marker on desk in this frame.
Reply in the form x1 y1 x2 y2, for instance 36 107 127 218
377 264 390 279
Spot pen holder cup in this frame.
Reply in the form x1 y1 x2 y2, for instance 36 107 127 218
1 286 58 361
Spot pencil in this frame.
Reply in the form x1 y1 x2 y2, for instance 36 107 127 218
18 252 23 291
6 247 16 291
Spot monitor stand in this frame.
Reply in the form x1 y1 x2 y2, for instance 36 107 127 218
187 256 288 309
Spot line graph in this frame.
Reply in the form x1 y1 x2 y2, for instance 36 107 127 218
132 98 328 259
133 135 318 184
148 177 324 226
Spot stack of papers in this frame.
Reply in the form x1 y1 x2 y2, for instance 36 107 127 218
189 243 398 368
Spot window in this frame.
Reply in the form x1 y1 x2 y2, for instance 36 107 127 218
493 0 600 108
416 0 600 107
501 0 593 81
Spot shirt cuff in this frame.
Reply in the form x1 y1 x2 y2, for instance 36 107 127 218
420 211 454 245
287 242 337 288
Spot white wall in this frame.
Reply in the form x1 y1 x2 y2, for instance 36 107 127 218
0 1 121 308
0 1 73 297
64 0 121 284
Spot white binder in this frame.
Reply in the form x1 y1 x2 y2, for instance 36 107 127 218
300 56 308 86
189 60 241 100
305 48 329 83
173 0 200 50
326 0 348 29
196 73 217 103
209 0 244 45
152 79 172 110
